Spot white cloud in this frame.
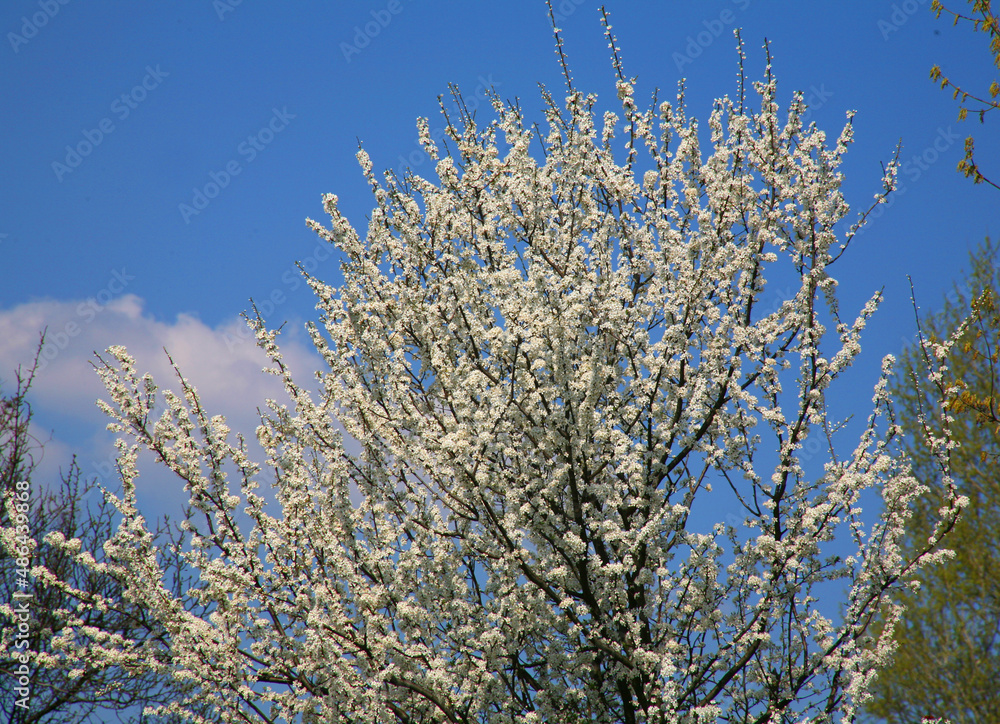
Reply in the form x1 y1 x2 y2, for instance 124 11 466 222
0 294 325 514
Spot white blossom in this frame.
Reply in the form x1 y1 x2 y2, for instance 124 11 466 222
2 26 965 724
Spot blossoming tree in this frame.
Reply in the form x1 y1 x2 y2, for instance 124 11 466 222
3 22 966 724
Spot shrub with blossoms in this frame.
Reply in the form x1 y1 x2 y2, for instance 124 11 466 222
2 21 966 724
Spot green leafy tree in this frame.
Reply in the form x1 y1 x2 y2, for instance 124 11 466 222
930 0 1000 189
863 238 1000 724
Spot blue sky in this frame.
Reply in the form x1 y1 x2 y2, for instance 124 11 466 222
1 0 997 517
